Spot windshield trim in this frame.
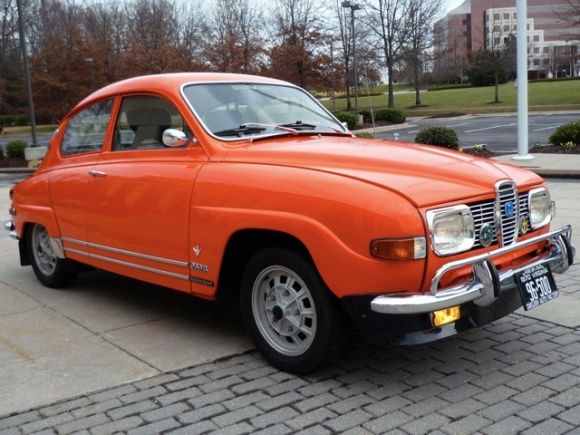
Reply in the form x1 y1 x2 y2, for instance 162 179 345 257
179 81 349 143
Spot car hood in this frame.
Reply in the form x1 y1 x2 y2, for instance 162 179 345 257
223 136 543 207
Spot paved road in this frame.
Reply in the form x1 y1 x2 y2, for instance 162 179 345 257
375 113 580 153
0 179 579 433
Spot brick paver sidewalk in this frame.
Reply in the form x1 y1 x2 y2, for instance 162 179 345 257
2 264 579 435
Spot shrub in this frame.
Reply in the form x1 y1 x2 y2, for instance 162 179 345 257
0 146 4 160
334 111 358 130
374 108 406 124
6 140 27 158
549 121 580 147
0 114 27 126
355 132 375 139
415 126 459 149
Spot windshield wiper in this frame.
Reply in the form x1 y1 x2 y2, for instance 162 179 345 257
214 124 267 137
278 121 317 130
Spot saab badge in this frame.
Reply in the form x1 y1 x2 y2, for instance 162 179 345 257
480 224 494 247
519 216 529 235
504 201 515 218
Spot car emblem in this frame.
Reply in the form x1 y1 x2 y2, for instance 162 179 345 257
192 245 202 256
504 201 515 218
480 224 494 247
519 217 529 235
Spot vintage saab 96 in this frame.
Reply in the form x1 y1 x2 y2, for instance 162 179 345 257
6 73 575 373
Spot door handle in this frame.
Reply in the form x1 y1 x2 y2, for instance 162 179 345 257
88 170 107 177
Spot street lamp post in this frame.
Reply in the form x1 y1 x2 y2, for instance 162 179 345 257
16 0 37 148
342 1 361 122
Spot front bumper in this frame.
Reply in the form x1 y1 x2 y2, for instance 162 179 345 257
4 220 17 240
371 225 574 315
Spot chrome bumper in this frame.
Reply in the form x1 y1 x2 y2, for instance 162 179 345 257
3 220 18 239
371 225 574 314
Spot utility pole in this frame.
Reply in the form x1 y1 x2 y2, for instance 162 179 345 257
16 0 37 147
342 1 362 121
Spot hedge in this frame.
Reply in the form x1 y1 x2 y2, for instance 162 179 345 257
415 126 459 149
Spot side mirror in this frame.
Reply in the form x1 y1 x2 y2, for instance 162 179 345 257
162 128 189 147
341 121 349 130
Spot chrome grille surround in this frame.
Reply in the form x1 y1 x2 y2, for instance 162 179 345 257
469 184 530 250
496 180 519 246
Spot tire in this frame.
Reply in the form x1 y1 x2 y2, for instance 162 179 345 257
27 224 78 288
240 248 343 374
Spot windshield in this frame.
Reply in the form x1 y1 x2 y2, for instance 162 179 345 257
182 82 347 139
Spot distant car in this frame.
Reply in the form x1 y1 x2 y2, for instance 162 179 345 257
5 73 575 373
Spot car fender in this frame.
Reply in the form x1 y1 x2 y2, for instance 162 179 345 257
189 163 427 298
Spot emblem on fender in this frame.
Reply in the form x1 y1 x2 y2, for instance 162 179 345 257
480 224 494 247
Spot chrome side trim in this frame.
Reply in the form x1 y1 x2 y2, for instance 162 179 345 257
371 225 574 314
3 221 18 240
64 248 190 281
61 237 188 267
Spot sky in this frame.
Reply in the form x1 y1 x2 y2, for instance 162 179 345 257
445 0 465 12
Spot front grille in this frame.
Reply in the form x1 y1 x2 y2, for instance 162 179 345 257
469 186 530 250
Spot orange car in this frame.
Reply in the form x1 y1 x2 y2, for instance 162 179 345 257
6 73 575 373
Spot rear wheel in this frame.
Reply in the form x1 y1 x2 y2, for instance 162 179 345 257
240 248 343 373
27 224 77 288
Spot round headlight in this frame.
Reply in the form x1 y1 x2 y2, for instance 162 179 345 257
528 187 551 230
427 205 475 256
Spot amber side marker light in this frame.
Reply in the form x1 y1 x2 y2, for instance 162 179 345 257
370 237 426 261
432 306 461 327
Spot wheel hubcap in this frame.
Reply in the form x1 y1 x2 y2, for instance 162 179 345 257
32 225 57 276
251 265 317 357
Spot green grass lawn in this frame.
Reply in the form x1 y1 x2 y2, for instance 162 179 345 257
323 80 580 116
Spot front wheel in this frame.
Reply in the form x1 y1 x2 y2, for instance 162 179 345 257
240 248 343 373
27 224 77 288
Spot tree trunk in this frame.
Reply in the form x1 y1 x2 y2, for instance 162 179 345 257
414 60 421 106
387 60 394 108
494 70 499 103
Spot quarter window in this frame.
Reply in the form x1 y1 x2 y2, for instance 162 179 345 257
61 99 113 155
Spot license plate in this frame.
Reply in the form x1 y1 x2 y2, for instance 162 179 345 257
515 264 559 311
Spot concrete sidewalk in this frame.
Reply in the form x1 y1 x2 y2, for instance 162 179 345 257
493 153 580 178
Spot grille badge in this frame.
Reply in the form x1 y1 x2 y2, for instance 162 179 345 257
504 201 515 218
480 224 494 247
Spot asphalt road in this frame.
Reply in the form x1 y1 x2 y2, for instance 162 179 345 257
375 112 580 153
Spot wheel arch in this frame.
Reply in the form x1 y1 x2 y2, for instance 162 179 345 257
216 228 320 305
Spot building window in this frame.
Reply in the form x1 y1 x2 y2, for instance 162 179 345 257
533 59 540 66
504 25 510 32
503 13 510 19
494 25 500 32
494 13 500 20
544 47 550 53
534 47 540 54
533 35 540 42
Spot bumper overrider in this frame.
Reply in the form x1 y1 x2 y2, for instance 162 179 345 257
371 225 574 315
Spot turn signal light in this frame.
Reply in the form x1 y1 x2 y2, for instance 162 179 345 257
432 306 461 327
370 237 426 260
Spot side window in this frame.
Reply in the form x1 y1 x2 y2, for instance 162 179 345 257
114 95 187 151
61 99 113 156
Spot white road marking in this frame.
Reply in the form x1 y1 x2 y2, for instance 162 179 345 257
533 125 558 132
446 122 472 127
465 123 517 133
408 130 419 134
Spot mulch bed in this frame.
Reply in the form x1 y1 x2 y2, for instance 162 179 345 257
0 157 26 168
530 144 580 154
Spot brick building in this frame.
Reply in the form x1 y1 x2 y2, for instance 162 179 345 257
434 0 580 80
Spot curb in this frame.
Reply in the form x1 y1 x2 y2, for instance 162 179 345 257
0 168 36 174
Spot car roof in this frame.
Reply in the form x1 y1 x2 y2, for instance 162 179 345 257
76 72 292 109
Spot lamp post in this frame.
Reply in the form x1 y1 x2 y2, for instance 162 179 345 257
342 1 361 121
16 0 37 147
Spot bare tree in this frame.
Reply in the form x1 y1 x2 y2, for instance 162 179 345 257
406 0 442 106
205 0 264 73
366 0 411 108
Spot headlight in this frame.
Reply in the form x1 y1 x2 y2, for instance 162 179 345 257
427 205 475 256
528 187 552 230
